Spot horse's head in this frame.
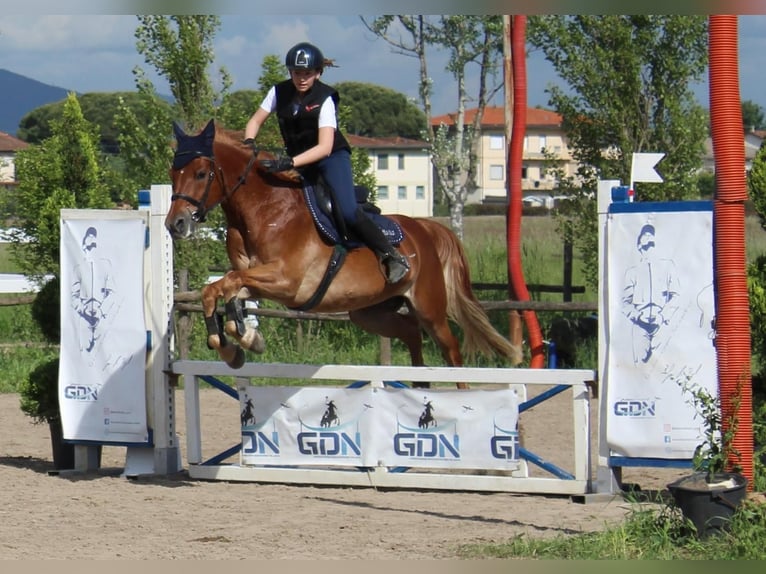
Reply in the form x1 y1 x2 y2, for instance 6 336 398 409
166 119 261 239
165 119 221 239
166 120 303 240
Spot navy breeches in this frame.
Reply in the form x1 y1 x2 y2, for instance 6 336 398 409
315 149 359 224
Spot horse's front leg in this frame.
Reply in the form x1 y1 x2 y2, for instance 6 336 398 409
200 279 246 369
215 264 297 363
224 296 266 354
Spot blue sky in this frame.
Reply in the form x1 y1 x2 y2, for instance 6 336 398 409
1 15 766 119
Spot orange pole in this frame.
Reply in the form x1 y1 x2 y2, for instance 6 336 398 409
506 15 545 368
709 15 753 487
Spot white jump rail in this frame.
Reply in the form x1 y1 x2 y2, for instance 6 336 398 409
172 360 597 496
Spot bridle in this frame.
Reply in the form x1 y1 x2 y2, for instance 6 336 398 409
170 150 258 223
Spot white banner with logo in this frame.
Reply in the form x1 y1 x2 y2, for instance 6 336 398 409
240 386 520 469
605 202 717 458
59 216 149 444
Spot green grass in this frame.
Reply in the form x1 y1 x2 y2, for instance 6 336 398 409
0 296 54 392
441 214 593 302
456 496 766 559
0 242 17 273
0 345 58 393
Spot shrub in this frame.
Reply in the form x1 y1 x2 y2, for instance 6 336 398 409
18 357 60 425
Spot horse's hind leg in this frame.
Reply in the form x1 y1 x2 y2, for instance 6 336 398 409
404 298 468 389
350 300 425 365
349 299 430 388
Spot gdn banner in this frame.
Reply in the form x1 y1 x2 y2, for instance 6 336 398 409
239 386 520 470
59 216 148 445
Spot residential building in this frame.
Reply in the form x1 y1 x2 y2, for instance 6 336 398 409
430 106 577 205
0 131 29 185
702 130 764 173
347 134 433 217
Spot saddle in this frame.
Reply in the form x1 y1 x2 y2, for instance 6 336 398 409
302 177 404 247
264 169 406 312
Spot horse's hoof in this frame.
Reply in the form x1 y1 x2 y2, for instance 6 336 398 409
207 335 221 350
223 320 239 338
226 347 246 369
219 342 240 367
243 329 266 354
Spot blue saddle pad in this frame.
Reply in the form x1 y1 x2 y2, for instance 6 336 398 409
302 185 404 247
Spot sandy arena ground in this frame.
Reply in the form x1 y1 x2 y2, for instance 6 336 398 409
0 386 689 560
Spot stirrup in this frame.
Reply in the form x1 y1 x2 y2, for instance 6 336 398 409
382 253 410 284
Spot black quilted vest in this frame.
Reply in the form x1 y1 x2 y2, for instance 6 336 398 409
274 79 351 157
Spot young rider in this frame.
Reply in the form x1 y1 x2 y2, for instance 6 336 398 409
243 41 410 284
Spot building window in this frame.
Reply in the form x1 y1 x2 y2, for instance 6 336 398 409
378 185 389 199
416 185 425 200
398 186 407 199
378 154 389 170
489 135 504 150
489 165 504 180
539 135 547 152
398 154 405 169
521 166 528 179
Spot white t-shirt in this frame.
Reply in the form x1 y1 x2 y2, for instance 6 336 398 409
260 86 338 129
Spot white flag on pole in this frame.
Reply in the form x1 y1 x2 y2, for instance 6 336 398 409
630 152 665 188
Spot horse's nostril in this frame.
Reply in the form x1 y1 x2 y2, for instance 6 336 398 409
165 218 186 238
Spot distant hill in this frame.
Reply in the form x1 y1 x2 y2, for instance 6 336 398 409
0 69 73 136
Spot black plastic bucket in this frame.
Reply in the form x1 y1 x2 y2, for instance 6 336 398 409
667 472 748 538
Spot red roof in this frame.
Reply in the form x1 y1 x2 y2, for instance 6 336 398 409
431 106 562 128
0 131 29 152
347 134 428 149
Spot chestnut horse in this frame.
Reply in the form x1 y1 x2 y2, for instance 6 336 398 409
165 120 522 385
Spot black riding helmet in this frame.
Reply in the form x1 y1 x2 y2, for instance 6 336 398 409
285 42 324 72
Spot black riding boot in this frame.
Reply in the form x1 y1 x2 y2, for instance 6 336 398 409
350 212 410 283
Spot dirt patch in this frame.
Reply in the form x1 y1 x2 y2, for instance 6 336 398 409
0 388 687 559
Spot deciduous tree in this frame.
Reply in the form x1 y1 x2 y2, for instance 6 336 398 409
742 99 765 132
333 81 427 139
17 92 169 153
114 16 233 289
528 15 708 287
10 93 113 283
748 140 766 392
362 15 503 239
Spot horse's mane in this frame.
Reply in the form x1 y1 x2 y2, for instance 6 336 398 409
213 123 247 148
210 121 301 185
212 122 274 157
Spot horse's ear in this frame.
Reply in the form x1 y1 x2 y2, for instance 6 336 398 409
202 119 215 137
172 121 186 141
202 119 216 146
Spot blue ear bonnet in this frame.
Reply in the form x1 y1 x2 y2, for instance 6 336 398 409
172 120 215 170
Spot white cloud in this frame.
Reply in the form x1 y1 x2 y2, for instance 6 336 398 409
216 34 248 58
0 15 136 51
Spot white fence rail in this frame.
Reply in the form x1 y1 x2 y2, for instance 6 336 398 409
172 360 597 496
0 273 42 294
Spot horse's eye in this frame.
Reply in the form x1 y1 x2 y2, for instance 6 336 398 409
195 169 208 181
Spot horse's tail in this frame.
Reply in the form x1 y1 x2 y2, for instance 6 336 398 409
419 219 523 366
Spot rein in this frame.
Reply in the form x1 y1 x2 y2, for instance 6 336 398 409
171 152 259 223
